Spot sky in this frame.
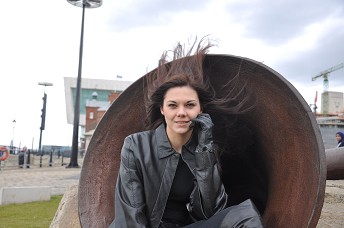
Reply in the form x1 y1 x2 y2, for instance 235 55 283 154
0 0 343 149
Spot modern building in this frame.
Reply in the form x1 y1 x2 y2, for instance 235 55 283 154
83 91 121 150
64 77 133 150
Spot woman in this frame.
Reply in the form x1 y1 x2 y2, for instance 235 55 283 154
336 131 344 147
110 39 263 227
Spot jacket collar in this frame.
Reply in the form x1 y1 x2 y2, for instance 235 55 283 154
155 123 197 159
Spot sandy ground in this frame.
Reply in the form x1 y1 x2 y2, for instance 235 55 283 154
317 180 344 228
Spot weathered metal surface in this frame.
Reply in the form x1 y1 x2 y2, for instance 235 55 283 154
326 147 344 180
78 54 326 228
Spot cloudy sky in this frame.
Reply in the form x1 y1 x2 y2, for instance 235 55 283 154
0 0 343 149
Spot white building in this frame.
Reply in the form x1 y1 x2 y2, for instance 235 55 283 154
64 77 133 148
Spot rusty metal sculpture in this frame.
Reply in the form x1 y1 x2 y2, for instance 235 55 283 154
78 55 326 227
326 147 344 180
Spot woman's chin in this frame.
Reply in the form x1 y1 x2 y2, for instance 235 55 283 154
171 126 191 135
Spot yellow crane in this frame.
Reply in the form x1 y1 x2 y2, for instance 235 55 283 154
312 62 344 91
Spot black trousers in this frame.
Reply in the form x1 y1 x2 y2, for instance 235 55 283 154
160 199 263 228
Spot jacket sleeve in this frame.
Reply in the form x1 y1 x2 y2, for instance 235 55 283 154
189 144 228 220
109 136 149 228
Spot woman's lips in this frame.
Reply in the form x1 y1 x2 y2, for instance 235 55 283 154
175 121 191 126
175 121 190 124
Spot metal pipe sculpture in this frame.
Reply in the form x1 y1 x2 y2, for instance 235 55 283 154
326 147 344 180
78 54 326 227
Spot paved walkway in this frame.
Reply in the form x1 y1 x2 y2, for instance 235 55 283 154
0 163 82 196
0 154 83 195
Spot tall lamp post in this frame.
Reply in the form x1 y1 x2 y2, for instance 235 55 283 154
67 0 102 168
38 82 53 167
11 119 16 154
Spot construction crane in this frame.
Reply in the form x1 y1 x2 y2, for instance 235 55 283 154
312 62 344 91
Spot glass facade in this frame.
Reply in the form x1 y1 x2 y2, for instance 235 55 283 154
71 88 114 115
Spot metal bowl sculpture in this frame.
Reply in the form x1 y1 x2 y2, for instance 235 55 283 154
78 54 326 227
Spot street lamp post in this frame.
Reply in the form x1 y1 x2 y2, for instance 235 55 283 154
38 82 53 167
66 0 102 168
11 119 16 154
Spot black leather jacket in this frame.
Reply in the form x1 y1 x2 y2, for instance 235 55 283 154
110 123 228 228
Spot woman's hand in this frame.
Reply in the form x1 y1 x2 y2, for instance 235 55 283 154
191 113 214 147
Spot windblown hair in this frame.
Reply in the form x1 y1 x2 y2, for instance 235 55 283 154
144 37 255 156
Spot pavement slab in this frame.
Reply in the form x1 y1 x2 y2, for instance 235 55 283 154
0 166 81 196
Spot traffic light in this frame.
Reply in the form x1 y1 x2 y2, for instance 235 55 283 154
41 93 47 130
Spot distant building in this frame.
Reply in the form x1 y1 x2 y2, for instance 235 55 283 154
321 91 344 115
316 91 344 149
42 145 71 156
64 77 133 150
84 91 121 150
317 116 344 149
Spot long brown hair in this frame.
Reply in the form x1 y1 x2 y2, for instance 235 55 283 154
144 37 255 155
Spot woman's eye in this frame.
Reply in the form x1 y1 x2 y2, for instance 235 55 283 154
168 104 177 108
186 103 196 107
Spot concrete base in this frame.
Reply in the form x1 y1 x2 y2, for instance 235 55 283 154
50 184 81 228
0 186 51 205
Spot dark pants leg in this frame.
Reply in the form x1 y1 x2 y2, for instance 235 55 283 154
218 199 263 228
183 199 263 228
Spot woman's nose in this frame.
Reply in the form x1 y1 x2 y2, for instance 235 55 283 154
176 107 186 116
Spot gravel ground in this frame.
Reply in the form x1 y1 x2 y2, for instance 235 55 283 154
317 180 344 228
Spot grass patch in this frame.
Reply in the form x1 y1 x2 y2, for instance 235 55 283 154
0 195 62 228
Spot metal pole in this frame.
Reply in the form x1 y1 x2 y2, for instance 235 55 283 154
49 151 53 167
39 127 43 167
12 119 16 154
39 92 47 167
27 149 31 168
68 4 86 168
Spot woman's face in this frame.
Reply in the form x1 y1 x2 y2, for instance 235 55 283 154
336 134 342 142
160 86 201 139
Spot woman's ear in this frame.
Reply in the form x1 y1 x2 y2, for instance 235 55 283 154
160 106 164 115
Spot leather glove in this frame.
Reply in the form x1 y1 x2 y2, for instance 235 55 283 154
191 113 214 147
